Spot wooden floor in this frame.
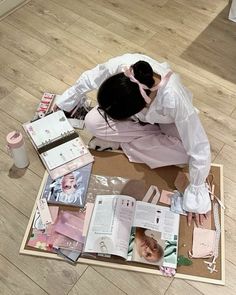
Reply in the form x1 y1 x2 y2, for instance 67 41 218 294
0 0 236 294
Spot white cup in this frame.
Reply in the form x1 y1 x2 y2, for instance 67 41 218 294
6 131 29 168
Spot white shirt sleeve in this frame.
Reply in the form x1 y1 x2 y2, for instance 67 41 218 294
56 55 127 112
56 52 161 112
169 87 211 214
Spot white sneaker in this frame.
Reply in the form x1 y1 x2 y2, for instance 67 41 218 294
88 137 120 151
175 164 187 168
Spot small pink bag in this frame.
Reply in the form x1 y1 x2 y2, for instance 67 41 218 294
189 227 216 258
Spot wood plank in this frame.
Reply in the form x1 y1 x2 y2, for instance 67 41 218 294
0 197 88 294
0 255 47 295
231 108 236 119
0 75 16 100
92 266 171 295
214 144 236 182
51 0 168 32
31 0 156 47
4 8 112 65
0 21 51 63
106 21 156 47
0 0 235 293
225 216 236 266
0 0 29 20
0 87 40 123
0 46 67 98
207 135 224 162
34 49 89 85
183 77 236 116
224 177 236 221
173 0 229 17
66 17 141 55
167 55 236 97
0 148 41 217
194 101 236 149
68 267 125 295
188 260 236 295
165 279 203 295
26 0 79 30
180 5 236 85
0 110 45 178
49 0 114 28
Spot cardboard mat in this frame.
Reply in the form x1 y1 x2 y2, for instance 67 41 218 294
20 150 225 285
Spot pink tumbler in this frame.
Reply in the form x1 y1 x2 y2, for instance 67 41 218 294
6 131 29 168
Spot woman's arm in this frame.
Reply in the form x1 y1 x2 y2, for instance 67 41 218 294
56 53 147 112
175 110 211 215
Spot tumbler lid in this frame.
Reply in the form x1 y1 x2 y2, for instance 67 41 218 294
6 131 24 149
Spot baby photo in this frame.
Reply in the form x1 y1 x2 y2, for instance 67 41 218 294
128 227 165 266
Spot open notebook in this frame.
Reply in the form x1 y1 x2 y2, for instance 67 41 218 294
23 111 94 179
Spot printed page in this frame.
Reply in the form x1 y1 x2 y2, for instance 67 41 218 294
133 201 179 237
130 201 179 268
25 111 74 148
84 195 136 259
41 137 88 170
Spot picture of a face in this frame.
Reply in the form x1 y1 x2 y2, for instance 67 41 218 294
42 164 92 207
61 173 77 194
136 234 162 262
133 228 164 264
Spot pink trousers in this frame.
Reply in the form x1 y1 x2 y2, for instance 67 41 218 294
85 106 189 169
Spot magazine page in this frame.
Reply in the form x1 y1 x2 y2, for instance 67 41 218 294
128 201 180 268
54 210 85 243
28 207 86 256
25 110 74 148
41 137 88 170
84 195 136 259
41 164 92 207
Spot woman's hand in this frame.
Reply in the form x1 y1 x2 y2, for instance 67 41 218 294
187 211 211 227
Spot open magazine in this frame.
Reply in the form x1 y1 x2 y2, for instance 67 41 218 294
84 195 180 269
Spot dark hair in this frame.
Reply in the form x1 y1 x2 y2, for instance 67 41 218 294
97 60 155 121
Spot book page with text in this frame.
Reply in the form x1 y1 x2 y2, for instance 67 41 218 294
133 201 179 237
84 195 136 259
25 111 74 148
130 201 180 268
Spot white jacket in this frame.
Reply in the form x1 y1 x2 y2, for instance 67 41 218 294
57 53 211 214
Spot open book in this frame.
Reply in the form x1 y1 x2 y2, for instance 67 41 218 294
84 195 180 269
24 110 94 179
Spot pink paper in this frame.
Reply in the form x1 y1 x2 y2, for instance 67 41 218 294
49 206 59 224
27 228 59 252
54 211 85 242
159 190 174 205
82 203 94 236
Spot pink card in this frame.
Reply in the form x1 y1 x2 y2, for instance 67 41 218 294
49 206 59 224
54 211 85 242
53 235 83 252
159 190 174 205
82 203 94 236
27 228 59 252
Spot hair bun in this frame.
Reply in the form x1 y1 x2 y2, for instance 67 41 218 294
132 60 154 88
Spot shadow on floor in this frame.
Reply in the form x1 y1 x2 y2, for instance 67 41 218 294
181 3 236 84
